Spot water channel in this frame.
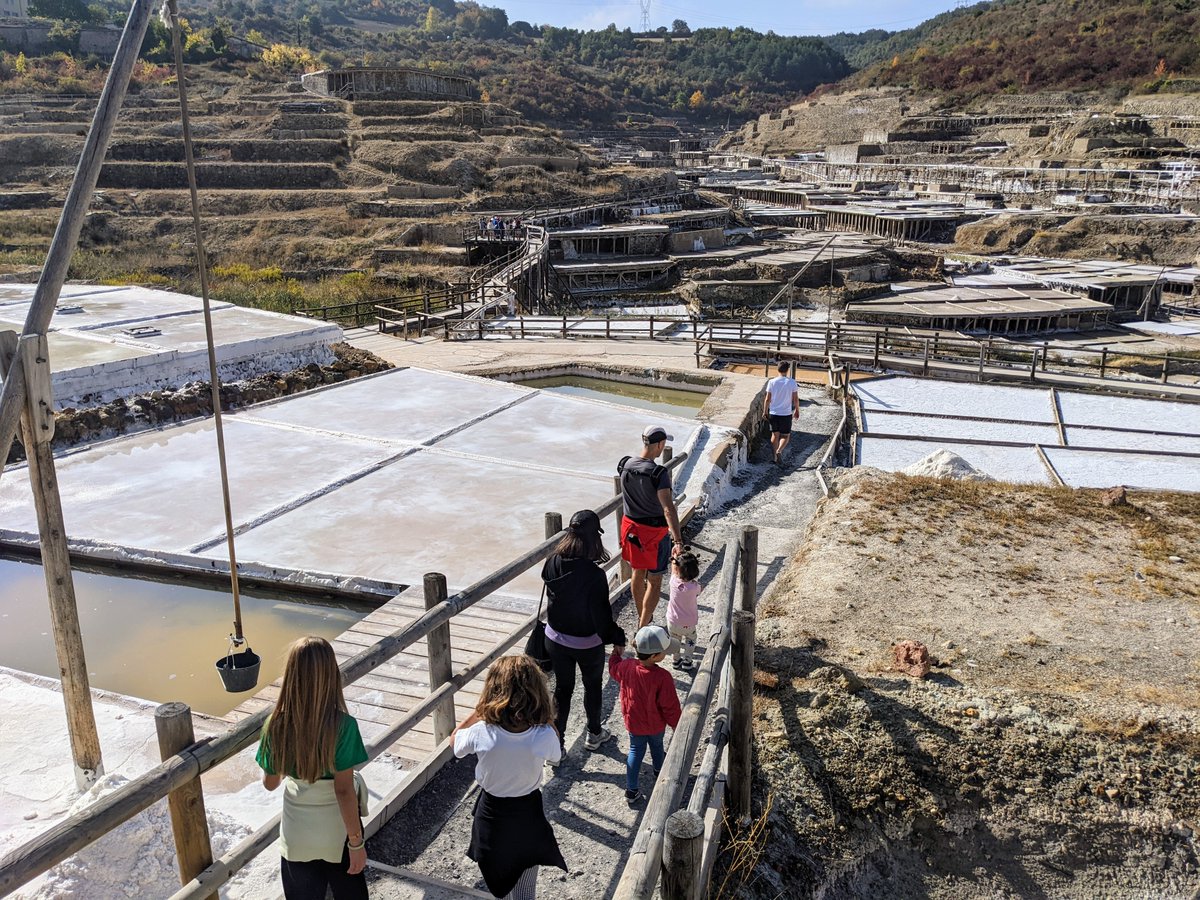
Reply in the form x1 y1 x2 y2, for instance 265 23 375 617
516 375 707 420
0 555 372 716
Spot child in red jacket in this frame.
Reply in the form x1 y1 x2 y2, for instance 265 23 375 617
609 625 683 804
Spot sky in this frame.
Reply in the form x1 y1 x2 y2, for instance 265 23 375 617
485 0 968 36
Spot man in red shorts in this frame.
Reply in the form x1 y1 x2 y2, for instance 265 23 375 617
618 425 683 628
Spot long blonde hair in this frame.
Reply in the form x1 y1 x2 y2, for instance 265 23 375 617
475 655 554 732
266 636 347 782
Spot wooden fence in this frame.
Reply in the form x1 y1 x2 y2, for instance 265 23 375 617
0 453 689 898
613 524 759 900
450 313 1200 397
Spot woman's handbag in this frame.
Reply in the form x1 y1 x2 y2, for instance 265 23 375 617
524 585 553 673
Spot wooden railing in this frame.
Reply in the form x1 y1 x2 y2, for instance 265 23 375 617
614 525 759 900
0 453 689 897
449 313 1200 396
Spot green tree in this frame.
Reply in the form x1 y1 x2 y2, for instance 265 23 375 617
29 0 89 21
671 19 690 35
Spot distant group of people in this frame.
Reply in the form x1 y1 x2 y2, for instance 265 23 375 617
255 423 718 900
479 216 524 240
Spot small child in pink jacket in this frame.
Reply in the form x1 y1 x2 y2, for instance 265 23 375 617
666 550 701 671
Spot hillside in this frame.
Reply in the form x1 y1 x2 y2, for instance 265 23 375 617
842 0 1200 99
1 0 850 125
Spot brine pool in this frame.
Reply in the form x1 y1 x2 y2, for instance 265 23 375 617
0 555 374 716
515 374 708 420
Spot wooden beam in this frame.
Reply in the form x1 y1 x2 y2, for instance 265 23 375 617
155 703 215 900
2 333 103 788
0 0 157 476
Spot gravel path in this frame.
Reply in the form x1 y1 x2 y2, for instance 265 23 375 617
366 386 842 899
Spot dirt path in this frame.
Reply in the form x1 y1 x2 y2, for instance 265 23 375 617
365 386 842 898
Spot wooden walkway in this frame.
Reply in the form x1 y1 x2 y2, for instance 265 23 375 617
225 589 530 767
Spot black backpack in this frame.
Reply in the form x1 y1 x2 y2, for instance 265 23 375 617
617 455 666 491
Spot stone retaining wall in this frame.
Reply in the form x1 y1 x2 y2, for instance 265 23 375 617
106 139 346 163
97 162 341 189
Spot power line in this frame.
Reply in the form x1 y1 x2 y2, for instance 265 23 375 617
639 0 651 32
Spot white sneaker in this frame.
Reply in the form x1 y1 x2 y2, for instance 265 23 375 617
584 727 613 751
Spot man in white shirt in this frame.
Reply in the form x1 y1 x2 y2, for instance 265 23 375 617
763 361 799 465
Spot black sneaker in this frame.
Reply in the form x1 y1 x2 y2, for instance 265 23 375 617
625 789 645 805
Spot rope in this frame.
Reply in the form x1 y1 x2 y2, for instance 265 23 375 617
166 0 246 644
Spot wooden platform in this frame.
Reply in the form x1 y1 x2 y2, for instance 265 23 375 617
225 590 530 767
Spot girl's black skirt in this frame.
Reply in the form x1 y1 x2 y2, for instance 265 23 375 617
468 788 566 897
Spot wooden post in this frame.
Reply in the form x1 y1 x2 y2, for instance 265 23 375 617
477 315 484 340
2 333 103 788
545 511 562 541
155 703 215 899
978 343 986 382
728 607 756 827
728 525 758 825
738 526 758 615
873 332 880 368
1099 347 1108 379
1161 354 1170 384
613 475 632 583
423 573 455 745
661 809 705 900
922 339 930 376
662 445 674 465
1041 341 1049 372
1028 348 1038 382
520 316 526 339
607 317 612 340
649 315 655 340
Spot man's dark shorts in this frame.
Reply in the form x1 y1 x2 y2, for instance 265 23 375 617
769 413 793 435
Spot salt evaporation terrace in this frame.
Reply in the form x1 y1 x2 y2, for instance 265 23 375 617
0 365 735 898
0 284 341 405
854 376 1200 491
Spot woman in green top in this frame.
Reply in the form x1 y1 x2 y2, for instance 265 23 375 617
256 636 370 900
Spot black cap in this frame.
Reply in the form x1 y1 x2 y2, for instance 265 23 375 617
569 509 604 534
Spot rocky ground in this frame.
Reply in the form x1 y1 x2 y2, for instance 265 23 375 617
365 384 843 898
6 342 392 464
727 469 1200 899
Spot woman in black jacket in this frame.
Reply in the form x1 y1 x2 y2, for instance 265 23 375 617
541 509 627 757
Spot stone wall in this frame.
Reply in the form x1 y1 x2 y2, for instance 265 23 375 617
106 139 346 163
667 226 725 253
6 343 393 465
386 183 461 199
97 162 341 189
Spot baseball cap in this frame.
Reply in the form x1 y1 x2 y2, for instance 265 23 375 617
635 625 679 656
568 509 604 534
642 424 674 444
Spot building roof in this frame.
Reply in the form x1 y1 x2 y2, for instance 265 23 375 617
847 285 1111 321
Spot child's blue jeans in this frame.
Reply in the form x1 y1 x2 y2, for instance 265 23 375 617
627 731 665 791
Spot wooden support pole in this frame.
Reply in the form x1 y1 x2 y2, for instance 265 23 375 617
728 524 758 826
614 475 631 583
544 511 562 541
155 703 216 900
1099 348 1108 379
660 809 705 900
727 608 756 827
978 343 986 382
649 315 655 339
1162 354 1171 384
922 339 930 376
873 332 880 368
0 0 156 475
423 573 455 745
1041 341 1049 372
2 333 103 788
738 525 758 615
1029 348 1038 382
662 445 674 465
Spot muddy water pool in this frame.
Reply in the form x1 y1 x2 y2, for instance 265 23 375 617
516 375 707 420
0 555 372 716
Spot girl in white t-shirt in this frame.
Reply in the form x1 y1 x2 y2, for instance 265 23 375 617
453 655 566 899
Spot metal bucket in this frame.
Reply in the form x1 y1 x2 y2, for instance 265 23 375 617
216 648 261 693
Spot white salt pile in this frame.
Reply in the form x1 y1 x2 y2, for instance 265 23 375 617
902 449 992 481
